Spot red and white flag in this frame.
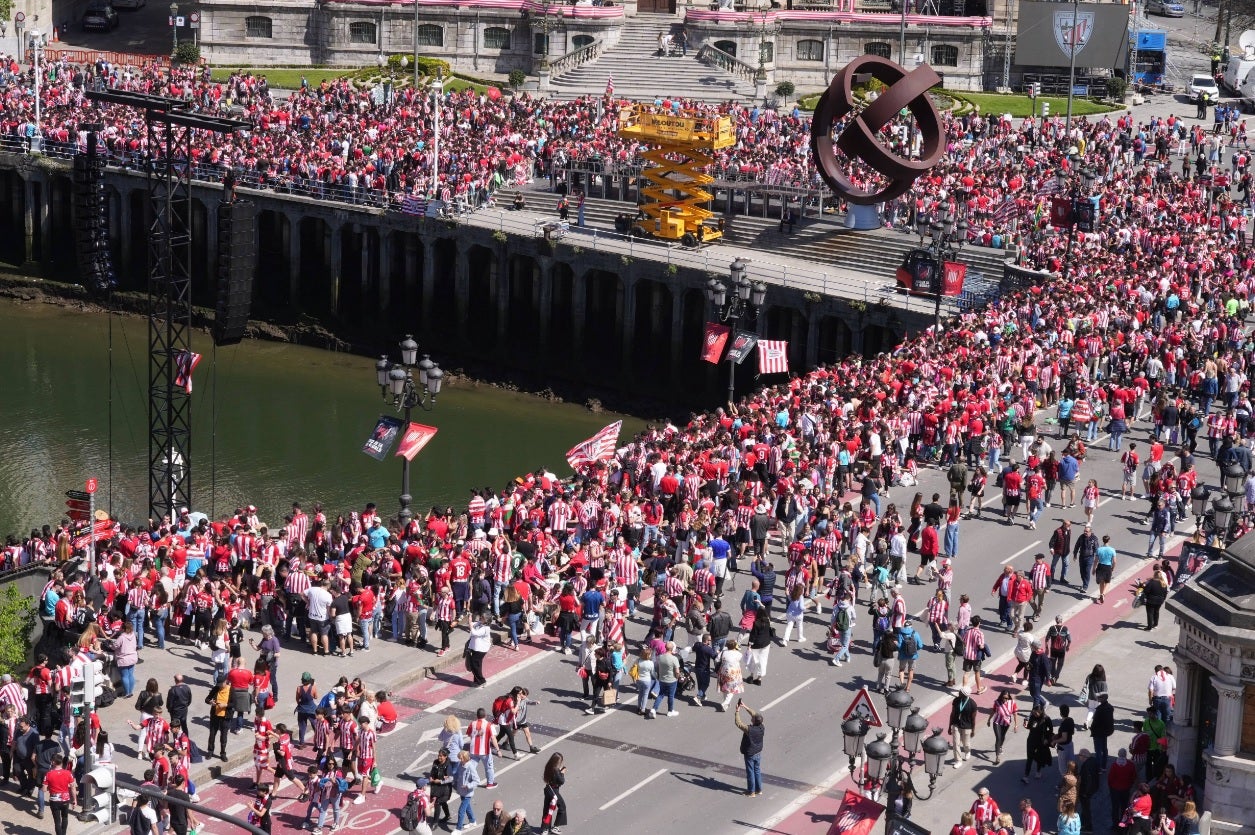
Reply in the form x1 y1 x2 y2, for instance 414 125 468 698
701 322 732 364
174 350 201 393
757 340 789 375
605 73 614 98
396 422 439 462
566 420 622 470
826 790 883 835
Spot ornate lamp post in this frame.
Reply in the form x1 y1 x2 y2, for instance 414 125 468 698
706 258 767 406
750 4 782 102
170 3 179 55
374 335 442 524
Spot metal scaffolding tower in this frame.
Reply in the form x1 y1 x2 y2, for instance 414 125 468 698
86 90 249 522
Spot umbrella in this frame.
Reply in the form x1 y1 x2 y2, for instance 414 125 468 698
487 86 502 100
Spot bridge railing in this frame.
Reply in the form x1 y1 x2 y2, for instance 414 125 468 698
696 43 759 83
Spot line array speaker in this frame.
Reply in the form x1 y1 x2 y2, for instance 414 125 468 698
72 130 115 294
213 199 257 347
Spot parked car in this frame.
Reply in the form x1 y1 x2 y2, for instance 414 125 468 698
1146 0 1185 16
1189 73 1220 102
81 2 119 30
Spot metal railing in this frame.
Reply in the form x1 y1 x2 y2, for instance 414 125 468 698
696 43 759 83
549 39 605 79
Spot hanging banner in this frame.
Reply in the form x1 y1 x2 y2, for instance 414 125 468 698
941 261 967 296
758 339 790 375
826 790 884 835
363 415 405 461
396 422 439 462
701 322 732 364
1049 195 1074 228
724 331 759 366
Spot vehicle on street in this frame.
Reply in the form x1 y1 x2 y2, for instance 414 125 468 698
81 2 120 29
1189 73 1220 102
1146 0 1185 17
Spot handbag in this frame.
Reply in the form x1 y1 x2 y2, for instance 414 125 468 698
577 667 589 679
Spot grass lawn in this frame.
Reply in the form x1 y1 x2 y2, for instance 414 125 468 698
445 77 491 94
955 91 1122 117
210 67 355 90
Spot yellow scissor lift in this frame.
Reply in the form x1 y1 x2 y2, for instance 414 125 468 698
617 105 736 247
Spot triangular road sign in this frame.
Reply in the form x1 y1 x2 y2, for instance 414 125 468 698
841 686 883 727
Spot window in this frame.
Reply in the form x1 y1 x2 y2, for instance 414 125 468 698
245 16 272 39
714 39 737 57
416 24 443 47
349 21 377 45
572 34 594 49
484 27 512 50
865 42 891 59
931 44 959 66
759 40 774 64
534 33 549 54
796 38 824 62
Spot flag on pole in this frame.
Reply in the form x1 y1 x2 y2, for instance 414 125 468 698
701 322 732 364
174 350 201 393
825 790 884 835
991 197 1018 224
566 420 622 470
757 340 789 375
396 422 439 462
605 73 614 98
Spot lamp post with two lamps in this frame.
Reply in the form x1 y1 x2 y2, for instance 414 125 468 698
376 54 409 110
750 5 782 103
918 206 968 341
1054 164 1096 282
705 258 766 406
170 4 179 56
374 336 442 525
842 691 949 829
26 17 47 148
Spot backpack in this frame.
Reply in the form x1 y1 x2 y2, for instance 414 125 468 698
836 606 851 632
1049 628 1067 654
875 614 891 634
399 792 423 832
491 695 512 725
900 632 919 656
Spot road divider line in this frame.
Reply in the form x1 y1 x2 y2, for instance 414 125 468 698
425 698 456 714
1002 539 1043 564
221 803 245 817
761 677 816 712
494 710 613 780
598 768 669 811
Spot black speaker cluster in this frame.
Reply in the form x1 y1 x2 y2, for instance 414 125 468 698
213 197 257 347
72 128 116 295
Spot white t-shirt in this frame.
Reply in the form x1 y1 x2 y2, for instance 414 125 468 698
306 586 333 621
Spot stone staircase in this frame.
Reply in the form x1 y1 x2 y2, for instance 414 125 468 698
498 187 1012 288
549 14 756 102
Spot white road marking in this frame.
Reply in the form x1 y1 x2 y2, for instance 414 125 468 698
221 803 245 817
598 768 669 811
1002 540 1043 564
1114 599 1127 609
424 699 456 714
761 677 816 712
493 710 614 780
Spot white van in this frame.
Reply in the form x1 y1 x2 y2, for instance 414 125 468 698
1224 56 1255 92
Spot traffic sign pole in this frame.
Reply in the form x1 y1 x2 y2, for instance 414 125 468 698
89 490 96 574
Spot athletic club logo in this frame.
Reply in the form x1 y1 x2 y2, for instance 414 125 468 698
1054 10 1094 58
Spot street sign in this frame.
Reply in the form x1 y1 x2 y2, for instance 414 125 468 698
14 11 24 21
66 489 90 501
189 12 200 28
841 686 883 727
176 15 185 26
86 477 98 494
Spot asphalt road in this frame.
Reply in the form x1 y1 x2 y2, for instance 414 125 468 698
182 406 1213 835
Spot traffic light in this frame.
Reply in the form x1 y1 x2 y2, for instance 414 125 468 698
73 659 106 715
70 670 88 717
1041 102 1050 117
83 765 115 824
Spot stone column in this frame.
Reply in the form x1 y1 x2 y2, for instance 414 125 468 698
454 242 471 342
806 309 821 368
421 237 436 334
288 214 302 305
1211 676 1245 758
669 286 684 388
378 231 393 309
536 259 553 357
115 189 133 280
571 270 587 361
1170 654 1200 773
205 201 219 295
851 322 866 356
619 277 636 374
23 176 36 264
37 176 51 265
328 224 342 314
496 253 510 348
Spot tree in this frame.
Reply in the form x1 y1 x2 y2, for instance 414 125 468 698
174 41 201 66
508 69 526 90
0 585 36 674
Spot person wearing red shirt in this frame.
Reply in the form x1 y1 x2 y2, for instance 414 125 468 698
1106 749 1139 827
352 584 377 652
43 753 77 835
1019 797 1042 835
1001 463 1024 523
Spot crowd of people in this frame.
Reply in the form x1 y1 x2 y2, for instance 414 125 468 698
4 41 1255 835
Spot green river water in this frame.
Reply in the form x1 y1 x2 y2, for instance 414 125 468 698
0 298 642 534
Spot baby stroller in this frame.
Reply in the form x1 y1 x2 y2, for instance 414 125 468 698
676 657 696 694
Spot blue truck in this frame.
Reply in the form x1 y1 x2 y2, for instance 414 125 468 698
1129 30 1168 88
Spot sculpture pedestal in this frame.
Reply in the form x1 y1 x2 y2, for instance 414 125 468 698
845 203 881 230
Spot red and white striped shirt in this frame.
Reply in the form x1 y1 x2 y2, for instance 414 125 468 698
547 501 571 533
126 586 150 610
435 592 456 623
1030 560 1051 591
492 552 513 584
925 596 949 625
285 571 311 597
288 512 308 549
356 726 377 761
467 718 494 756
0 681 27 712
337 716 357 751
962 626 986 661
613 552 639 586
233 533 256 563
891 595 907 629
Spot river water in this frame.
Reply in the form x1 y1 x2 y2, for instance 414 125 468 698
0 298 642 534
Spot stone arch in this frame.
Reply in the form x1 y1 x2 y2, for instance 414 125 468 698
581 268 622 374
255 210 290 313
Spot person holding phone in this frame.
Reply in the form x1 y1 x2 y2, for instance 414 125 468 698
734 700 765 797
540 752 568 834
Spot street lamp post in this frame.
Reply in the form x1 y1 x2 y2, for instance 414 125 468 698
751 5 783 103
374 335 442 524
853 691 948 829
171 3 179 55
1055 164 1096 282
923 205 968 341
27 19 45 146
430 68 445 197
705 258 767 406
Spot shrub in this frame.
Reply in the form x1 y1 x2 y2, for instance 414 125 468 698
174 41 201 66
508 69 527 90
1106 76 1127 102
